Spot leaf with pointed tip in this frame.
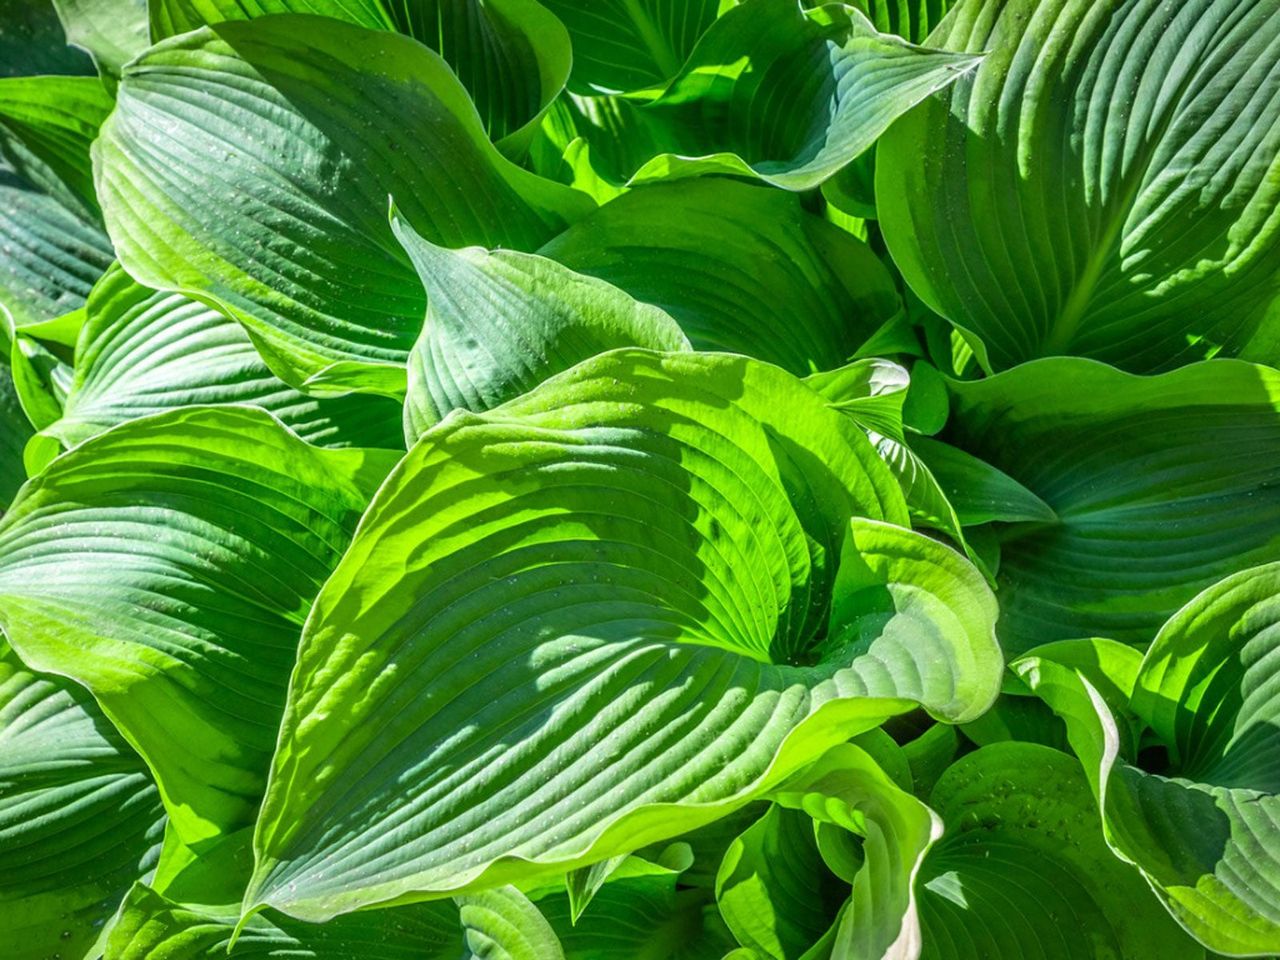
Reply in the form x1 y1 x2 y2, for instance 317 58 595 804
94 14 593 393
0 163 112 336
540 178 903 376
244 350 999 921
944 357 1280 654
915 742 1202 960
37 264 404 457
1021 564 1280 955
458 886 566 960
909 437 1056 527
540 0 727 96
715 805 845 959
805 359 910 442
52 0 149 80
878 0 1280 371
0 407 399 845
0 75 112 220
627 0 980 190
540 867 737 959
393 210 689 442
771 743 942 960
0 638 165 960
560 843 691 923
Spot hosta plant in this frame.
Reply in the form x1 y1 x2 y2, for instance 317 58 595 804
1 0 1279 958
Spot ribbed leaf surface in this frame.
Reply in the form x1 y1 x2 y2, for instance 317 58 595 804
94 15 592 393
0 638 165 960
878 0 1280 371
946 358 1280 653
0 407 399 843
246 350 1000 921
539 179 902 375
43 265 404 453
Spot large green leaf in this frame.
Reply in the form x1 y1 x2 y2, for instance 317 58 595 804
245 350 999 921
916 742 1202 960
0 74 113 219
94 14 592 395
877 0 1280 372
0 637 165 960
393 209 689 442
0 407 399 844
0 163 112 335
149 0 571 148
1020 564 1280 956
628 0 981 190
539 178 903 375
539 0 726 96
52 0 150 79
943 357 1280 653
39 264 404 456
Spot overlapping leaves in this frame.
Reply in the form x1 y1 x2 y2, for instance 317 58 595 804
0 0 1278 957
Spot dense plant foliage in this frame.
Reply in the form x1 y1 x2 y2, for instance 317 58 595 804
1 0 1278 957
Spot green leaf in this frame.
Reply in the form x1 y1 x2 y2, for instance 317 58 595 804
909 437 1056 527
916 742 1203 960
392 209 689 442
149 0 392 36
94 14 593 393
1018 565 1280 957
0 163 112 334
458 886 566 960
944 357 1280 654
715 805 846 959
39 264 404 455
109 879 464 959
846 0 956 43
150 0 571 149
771 742 943 960
804 358 910 442
244 350 999 921
540 0 727 96
629 0 981 190
877 0 1280 371
0 362 34 510
386 0 572 149
539 867 736 959
561 845 691 924
539 178 903 376
0 74 113 219
0 407 399 844
0 637 165 960
52 0 150 80
0 0 95 77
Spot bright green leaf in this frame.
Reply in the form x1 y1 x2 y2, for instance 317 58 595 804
0 407 399 844
540 178 903 375
392 209 689 442
243 350 999 921
94 14 592 392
